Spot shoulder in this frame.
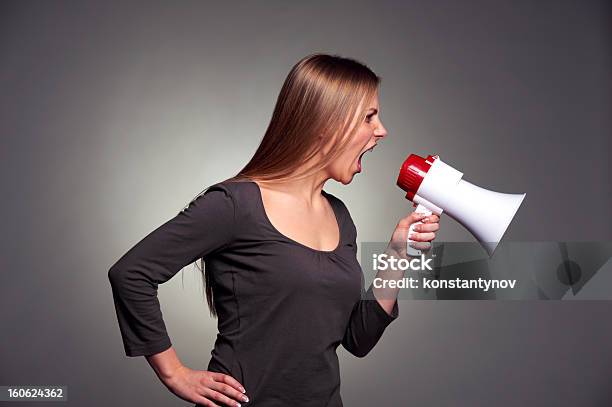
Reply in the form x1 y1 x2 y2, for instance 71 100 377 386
204 179 255 201
201 179 261 222
182 181 238 218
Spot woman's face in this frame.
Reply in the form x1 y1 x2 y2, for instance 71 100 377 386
327 94 388 184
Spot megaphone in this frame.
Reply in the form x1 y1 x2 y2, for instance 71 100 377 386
396 154 526 258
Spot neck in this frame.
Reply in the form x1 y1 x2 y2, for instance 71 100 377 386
254 170 331 208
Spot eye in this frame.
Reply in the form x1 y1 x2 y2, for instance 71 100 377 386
365 113 374 123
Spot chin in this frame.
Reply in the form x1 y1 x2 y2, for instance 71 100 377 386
330 171 354 185
341 171 357 185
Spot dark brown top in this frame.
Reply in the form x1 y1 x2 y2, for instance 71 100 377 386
108 179 399 406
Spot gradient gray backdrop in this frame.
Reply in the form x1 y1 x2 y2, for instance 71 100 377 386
1 0 611 406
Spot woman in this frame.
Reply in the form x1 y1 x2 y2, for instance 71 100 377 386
108 53 439 407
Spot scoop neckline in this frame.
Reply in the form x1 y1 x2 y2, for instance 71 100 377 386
248 180 342 254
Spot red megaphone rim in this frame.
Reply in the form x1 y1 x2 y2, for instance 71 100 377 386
396 154 439 201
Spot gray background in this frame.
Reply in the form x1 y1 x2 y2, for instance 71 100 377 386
1 0 611 406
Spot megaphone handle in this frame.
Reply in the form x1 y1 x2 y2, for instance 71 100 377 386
407 204 433 257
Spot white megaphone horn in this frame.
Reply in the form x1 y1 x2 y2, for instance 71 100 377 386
396 154 526 258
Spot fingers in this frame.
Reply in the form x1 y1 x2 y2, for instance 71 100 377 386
199 387 243 407
409 231 436 242
409 219 437 241
413 222 439 233
210 372 246 394
424 214 440 223
194 373 247 407
409 241 432 251
193 395 221 407
410 211 430 223
398 212 428 228
416 215 440 226
400 212 441 228
208 381 249 405
406 213 440 242
410 216 439 242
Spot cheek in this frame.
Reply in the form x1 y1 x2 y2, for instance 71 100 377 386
339 146 361 166
355 128 372 149
328 127 371 174
329 151 355 177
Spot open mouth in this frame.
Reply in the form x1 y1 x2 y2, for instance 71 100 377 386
357 144 376 172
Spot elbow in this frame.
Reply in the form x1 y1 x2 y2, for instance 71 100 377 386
350 348 371 358
343 339 375 358
108 264 124 288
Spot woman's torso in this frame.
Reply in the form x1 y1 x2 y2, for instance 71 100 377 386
202 180 363 406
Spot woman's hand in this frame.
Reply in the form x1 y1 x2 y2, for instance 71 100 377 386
146 346 248 406
386 211 440 258
160 365 249 407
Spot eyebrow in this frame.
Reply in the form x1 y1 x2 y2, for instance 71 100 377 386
367 108 378 114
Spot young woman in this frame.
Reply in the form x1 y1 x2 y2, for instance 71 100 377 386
108 53 440 407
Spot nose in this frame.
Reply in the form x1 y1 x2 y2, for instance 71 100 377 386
374 121 388 139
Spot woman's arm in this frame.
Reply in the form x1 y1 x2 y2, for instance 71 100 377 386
108 183 249 406
107 184 235 356
373 211 439 315
146 346 248 407
341 208 439 358
146 345 184 380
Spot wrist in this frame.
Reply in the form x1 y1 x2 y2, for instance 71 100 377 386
146 347 184 381
385 243 405 259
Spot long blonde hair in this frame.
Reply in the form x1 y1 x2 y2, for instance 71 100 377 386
227 53 381 184
197 53 381 316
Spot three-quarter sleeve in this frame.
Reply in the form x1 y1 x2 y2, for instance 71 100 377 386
339 200 399 358
108 184 235 357
341 282 399 358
